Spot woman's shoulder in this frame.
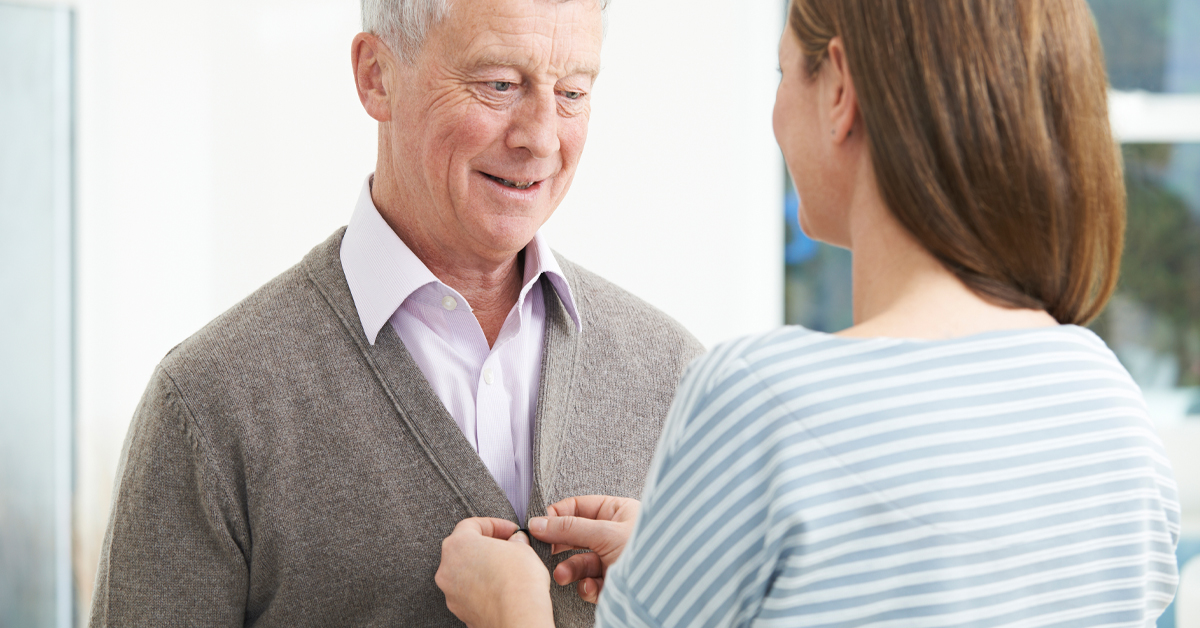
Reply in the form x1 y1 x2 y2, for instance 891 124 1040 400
702 323 1129 374
681 324 1145 425
676 326 832 399
695 325 840 376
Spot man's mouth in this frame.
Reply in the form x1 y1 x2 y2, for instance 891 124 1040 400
482 173 539 190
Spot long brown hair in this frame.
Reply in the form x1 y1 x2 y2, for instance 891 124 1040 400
789 0 1125 325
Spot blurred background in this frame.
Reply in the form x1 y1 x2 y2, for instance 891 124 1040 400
0 0 1196 626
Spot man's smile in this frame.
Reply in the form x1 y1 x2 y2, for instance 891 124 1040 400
481 172 541 191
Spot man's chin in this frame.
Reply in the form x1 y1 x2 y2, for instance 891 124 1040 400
468 218 550 259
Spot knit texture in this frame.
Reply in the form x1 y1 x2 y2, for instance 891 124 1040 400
89 229 705 627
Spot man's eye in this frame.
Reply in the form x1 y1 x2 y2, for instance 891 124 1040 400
561 90 583 101
488 81 515 92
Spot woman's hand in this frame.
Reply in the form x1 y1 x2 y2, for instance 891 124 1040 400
435 518 554 628
527 495 640 604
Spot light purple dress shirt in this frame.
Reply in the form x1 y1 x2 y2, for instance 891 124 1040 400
339 176 581 522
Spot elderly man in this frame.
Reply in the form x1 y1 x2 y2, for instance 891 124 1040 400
88 0 702 626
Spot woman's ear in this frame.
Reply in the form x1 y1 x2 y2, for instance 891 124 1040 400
825 37 859 144
351 32 394 123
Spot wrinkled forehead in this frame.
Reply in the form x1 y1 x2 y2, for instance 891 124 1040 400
434 0 604 78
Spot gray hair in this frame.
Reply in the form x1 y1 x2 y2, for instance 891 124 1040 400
362 0 609 62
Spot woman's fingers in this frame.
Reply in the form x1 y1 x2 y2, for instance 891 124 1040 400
546 495 640 522
550 543 584 555
552 551 605 585
545 495 601 518
577 577 604 604
443 514 615 610
452 516 521 540
528 515 626 558
436 517 553 627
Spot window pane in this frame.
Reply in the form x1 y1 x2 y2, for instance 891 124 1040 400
0 3 74 627
1091 144 1200 412
783 177 853 333
1089 0 1200 94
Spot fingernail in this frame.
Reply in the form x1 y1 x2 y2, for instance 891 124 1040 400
582 580 593 596
529 517 547 534
510 531 530 545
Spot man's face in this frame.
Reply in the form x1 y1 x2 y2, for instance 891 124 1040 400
383 0 604 262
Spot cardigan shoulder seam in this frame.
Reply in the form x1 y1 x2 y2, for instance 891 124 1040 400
156 364 252 553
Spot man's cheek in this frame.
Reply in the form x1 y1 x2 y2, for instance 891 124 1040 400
559 121 591 168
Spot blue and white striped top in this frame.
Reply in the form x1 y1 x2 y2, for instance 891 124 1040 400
596 325 1180 627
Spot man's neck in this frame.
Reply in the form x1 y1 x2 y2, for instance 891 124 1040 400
430 249 525 349
371 178 525 348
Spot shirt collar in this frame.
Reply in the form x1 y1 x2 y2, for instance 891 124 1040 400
340 175 582 345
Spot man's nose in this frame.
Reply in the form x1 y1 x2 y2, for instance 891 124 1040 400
507 88 560 159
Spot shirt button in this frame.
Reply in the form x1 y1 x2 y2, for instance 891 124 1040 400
483 368 495 385
442 296 457 311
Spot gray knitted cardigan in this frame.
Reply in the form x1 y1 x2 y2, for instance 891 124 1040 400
89 229 705 627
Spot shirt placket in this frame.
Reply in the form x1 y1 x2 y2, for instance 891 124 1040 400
476 300 531 520
474 354 518 508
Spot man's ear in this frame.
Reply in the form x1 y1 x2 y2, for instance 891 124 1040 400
825 37 859 144
352 32 394 122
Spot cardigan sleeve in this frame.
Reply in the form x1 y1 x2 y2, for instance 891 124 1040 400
90 367 250 627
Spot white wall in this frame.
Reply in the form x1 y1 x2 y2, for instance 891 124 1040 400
546 0 785 347
67 0 784 619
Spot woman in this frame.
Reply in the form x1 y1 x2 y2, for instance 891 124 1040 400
435 0 1181 625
